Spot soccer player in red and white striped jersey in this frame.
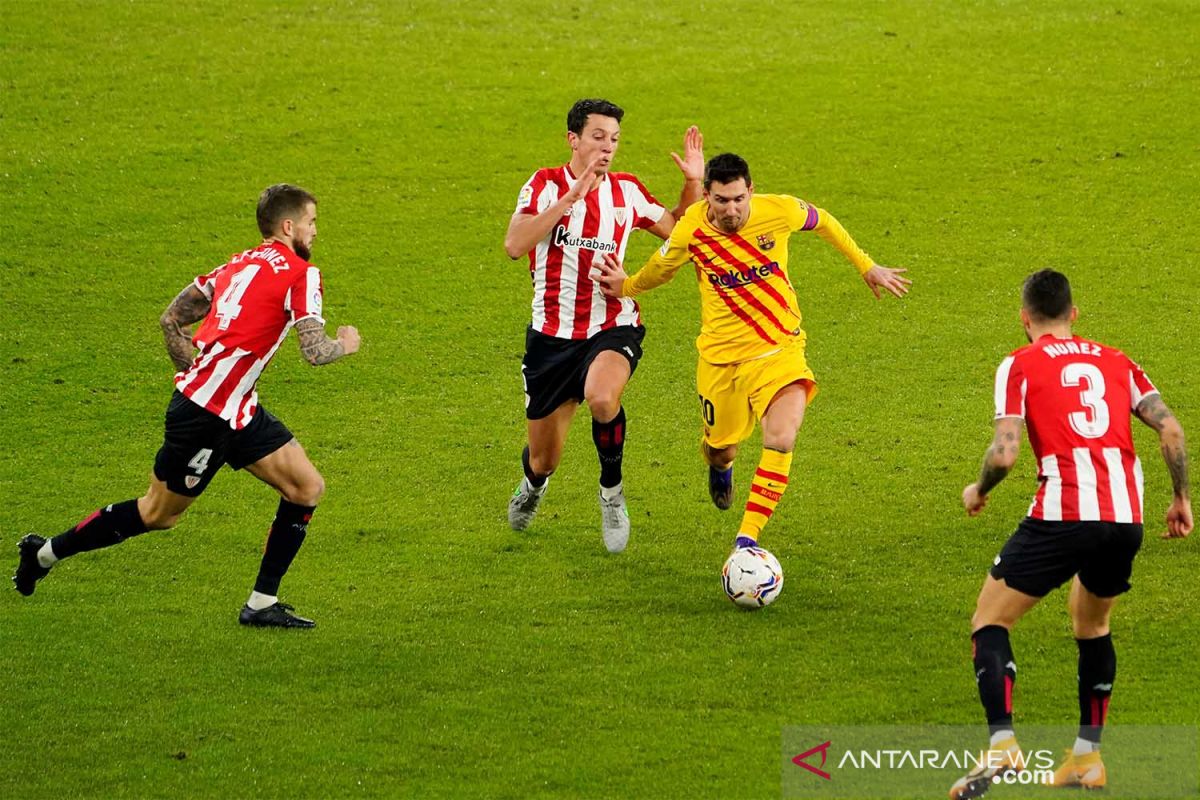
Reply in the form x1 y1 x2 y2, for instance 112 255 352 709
176 237 327 429
13 185 360 629
504 98 704 553
949 270 1191 799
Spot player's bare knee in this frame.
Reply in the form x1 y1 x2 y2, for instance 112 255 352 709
528 451 559 477
586 393 621 423
287 474 325 506
971 609 1012 632
1073 620 1110 638
141 506 182 531
1071 609 1111 639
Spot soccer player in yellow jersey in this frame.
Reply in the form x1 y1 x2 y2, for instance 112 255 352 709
594 153 910 550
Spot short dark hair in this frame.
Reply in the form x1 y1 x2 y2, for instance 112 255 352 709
256 184 317 237
567 99 624 135
704 153 752 190
1022 269 1073 321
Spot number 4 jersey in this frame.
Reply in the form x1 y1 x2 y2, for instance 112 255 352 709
175 241 324 429
994 334 1158 523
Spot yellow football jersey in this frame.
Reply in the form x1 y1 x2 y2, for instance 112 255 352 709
622 193 874 364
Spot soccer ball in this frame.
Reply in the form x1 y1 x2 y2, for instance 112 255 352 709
721 546 784 608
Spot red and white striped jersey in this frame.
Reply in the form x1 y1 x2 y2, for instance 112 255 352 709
175 241 324 429
515 165 666 339
994 334 1158 523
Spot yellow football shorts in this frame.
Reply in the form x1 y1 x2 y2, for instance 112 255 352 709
696 335 818 449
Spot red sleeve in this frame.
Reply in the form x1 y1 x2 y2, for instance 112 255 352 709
289 266 325 323
994 354 1026 418
193 261 229 300
515 170 549 216
622 174 666 230
1125 354 1158 410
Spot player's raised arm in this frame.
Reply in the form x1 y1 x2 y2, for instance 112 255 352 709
1134 393 1193 538
295 318 360 366
649 125 705 234
160 283 211 373
503 158 601 259
962 417 1024 516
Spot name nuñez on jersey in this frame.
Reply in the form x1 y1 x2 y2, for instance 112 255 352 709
707 262 781 288
1042 341 1102 358
553 225 617 253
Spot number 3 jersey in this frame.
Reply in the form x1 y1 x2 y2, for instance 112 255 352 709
994 334 1158 523
175 241 324 429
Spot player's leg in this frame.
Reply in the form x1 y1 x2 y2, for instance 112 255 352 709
951 518 1084 799
584 350 631 487
948 575 1042 799
13 392 217 597
13 478 194 597
971 575 1042 739
585 350 632 552
735 338 817 548
1049 522 1140 788
239 436 323 628
582 325 644 554
1040 576 1117 788
698 357 750 513
734 381 809 549
510 329 586 531
224 403 320 628
511 402 576 531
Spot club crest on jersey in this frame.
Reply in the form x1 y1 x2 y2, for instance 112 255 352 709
613 208 627 226
756 233 776 251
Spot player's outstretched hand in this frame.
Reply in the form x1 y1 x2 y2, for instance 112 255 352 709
338 325 361 355
670 125 705 183
590 253 628 298
1163 496 1193 539
962 483 988 516
863 265 912 300
565 157 603 204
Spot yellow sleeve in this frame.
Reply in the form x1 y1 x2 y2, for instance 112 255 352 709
780 195 812 231
811 207 875 275
622 224 694 297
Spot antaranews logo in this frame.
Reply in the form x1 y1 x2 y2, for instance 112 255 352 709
791 741 832 780
784 724 1200 799
789 739 1053 782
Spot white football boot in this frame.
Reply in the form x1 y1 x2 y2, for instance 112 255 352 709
599 484 630 553
508 477 548 531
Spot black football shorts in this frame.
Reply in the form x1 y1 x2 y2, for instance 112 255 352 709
520 325 645 420
989 517 1144 598
152 391 295 496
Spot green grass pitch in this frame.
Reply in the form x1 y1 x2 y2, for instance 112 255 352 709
2 1 1197 797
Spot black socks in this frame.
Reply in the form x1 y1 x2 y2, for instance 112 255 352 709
51 500 148 558
253 499 315 596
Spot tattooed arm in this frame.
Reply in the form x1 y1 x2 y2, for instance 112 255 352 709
1135 393 1193 538
294 317 361 366
160 284 211 372
962 416 1024 516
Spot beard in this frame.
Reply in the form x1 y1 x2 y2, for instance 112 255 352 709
294 239 312 260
